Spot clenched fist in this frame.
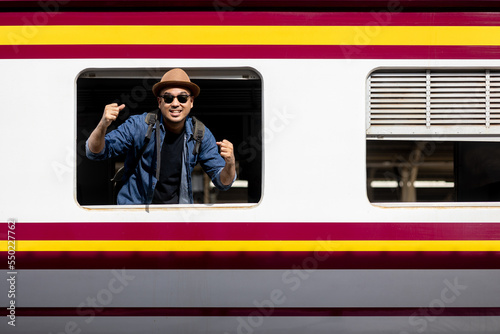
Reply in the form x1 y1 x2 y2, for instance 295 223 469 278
217 139 236 186
88 103 126 154
100 103 126 128
217 139 235 166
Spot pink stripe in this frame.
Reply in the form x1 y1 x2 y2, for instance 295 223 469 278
2 11 500 26
6 307 500 317
3 222 500 240
11 251 500 269
3 0 500 10
3 45 500 59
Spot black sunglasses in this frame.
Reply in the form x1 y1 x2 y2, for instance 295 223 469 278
160 94 191 104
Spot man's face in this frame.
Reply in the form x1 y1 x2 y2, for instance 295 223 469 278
157 87 194 128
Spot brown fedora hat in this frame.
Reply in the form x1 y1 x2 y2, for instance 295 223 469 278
152 68 200 97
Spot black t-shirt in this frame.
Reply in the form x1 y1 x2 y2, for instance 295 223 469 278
152 129 185 204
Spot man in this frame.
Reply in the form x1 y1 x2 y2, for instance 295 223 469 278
86 68 236 204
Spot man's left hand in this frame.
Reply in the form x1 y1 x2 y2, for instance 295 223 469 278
217 139 235 165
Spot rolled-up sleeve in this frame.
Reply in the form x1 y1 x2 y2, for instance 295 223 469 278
213 167 236 191
85 140 107 161
85 115 140 161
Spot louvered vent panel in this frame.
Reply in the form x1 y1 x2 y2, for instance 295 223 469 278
368 70 500 137
430 72 486 125
369 71 427 126
490 71 500 124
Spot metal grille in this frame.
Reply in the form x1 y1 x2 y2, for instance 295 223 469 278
367 69 500 138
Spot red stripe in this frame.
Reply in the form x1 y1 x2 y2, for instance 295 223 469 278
4 222 500 240
10 251 500 269
3 12 500 26
3 45 500 59
3 0 500 10
6 307 500 317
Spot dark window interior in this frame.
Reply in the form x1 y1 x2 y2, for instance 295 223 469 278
367 140 500 203
455 142 500 201
77 72 262 205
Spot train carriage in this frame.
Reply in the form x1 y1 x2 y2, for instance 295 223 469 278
2 0 500 333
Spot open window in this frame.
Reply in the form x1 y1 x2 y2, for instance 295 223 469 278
76 68 262 206
366 69 500 203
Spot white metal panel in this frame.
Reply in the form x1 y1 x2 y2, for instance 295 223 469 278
4 59 500 223
2 269 497 308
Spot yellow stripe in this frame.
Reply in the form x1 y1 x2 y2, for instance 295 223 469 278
3 240 500 251
3 25 500 46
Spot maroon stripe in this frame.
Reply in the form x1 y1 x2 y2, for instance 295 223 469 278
3 12 500 26
3 0 500 10
3 45 500 60
5 222 500 240
10 251 500 269
6 307 500 317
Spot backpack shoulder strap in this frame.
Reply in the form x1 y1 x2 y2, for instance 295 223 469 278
191 116 205 155
144 111 158 140
111 111 158 184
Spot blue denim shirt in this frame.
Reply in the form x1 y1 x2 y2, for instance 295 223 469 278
86 113 234 204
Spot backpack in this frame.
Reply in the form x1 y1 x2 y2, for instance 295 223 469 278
111 112 205 203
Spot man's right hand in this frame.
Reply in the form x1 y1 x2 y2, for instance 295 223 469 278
88 103 126 154
100 103 126 128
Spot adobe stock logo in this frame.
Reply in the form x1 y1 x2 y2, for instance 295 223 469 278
47 269 135 334
400 277 467 334
7 0 70 53
224 237 337 334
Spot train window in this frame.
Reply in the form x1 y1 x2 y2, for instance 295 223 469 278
76 68 262 206
367 69 500 203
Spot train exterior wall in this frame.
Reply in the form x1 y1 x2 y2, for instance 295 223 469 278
1 8 500 334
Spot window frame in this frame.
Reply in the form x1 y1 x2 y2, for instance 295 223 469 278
366 67 500 207
75 67 263 210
